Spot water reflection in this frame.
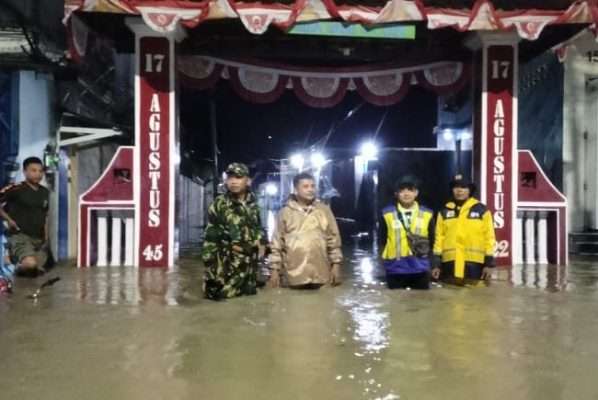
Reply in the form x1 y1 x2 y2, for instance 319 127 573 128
337 249 397 399
3 252 598 400
506 264 568 291
75 266 182 306
358 257 376 285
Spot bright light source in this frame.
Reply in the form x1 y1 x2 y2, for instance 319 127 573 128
290 153 304 170
311 152 326 169
442 129 454 141
265 183 278 196
359 141 378 160
459 131 472 141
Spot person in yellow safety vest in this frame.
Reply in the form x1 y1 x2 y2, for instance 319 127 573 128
379 176 434 290
431 174 496 284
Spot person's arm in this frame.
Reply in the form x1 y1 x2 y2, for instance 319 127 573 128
43 215 49 244
268 210 286 288
431 213 444 279
0 187 19 231
324 206 343 286
481 210 497 279
253 205 268 258
42 190 50 243
378 214 388 251
201 201 228 264
0 207 16 229
427 213 436 258
325 207 343 264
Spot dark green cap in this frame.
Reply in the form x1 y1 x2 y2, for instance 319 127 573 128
225 162 250 177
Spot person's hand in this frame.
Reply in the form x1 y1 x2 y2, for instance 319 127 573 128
330 264 342 286
268 269 280 288
231 244 244 255
481 267 495 280
431 267 441 280
257 244 266 259
6 218 19 232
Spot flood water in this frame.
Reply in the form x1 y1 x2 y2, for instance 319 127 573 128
1 249 598 400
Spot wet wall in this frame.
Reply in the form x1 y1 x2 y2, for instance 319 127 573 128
0 71 19 187
518 52 564 190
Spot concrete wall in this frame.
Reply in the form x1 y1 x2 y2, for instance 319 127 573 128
178 176 205 250
519 52 564 190
15 71 56 256
15 71 53 180
563 30 598 231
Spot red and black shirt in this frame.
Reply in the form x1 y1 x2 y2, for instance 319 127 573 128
0 182 49 239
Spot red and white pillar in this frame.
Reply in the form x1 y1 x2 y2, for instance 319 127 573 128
127 19 180 268
470 33 519 267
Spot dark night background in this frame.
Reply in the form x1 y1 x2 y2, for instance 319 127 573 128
179 82 465 227
180 83 439 167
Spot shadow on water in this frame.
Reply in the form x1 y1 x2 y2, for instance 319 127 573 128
1 247 598 400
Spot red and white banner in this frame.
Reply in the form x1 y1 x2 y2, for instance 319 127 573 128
135 35 175 267
66 0 598 41
482 44 517 266
178 56 470 107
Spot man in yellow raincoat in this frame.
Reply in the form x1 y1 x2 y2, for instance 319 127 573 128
268 172 343 289
432 174 496 283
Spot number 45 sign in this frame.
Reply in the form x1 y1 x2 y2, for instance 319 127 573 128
143 244 164 262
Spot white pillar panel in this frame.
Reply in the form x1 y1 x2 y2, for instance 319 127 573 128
96 216 108 267
525 211 536 264
537 211 549 264
514 210 524 265
110 217 122 266
124 217 135 266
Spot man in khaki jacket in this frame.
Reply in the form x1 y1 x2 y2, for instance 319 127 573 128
269 172 343 288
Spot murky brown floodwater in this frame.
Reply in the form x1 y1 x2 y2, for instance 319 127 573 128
1 248 598 400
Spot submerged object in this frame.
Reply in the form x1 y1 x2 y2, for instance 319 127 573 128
0 276 12 294
27 276 60 299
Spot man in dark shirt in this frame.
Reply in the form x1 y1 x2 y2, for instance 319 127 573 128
0 157 50 276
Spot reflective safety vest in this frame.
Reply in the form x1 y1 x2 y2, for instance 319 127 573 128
433 197 496 279
381 202 433 260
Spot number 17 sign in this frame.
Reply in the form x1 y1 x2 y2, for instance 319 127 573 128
135 35 175 267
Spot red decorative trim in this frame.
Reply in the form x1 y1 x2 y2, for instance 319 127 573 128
228 67 290 104
354 73 411 106
177 57 470 107
415 63 471 96
177 63 223 90
66 0 598 40
292 77 349 108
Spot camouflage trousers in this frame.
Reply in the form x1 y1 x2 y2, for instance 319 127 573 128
203 251 259 301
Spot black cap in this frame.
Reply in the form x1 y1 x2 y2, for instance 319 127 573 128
450 174 476 193
394 175 420 191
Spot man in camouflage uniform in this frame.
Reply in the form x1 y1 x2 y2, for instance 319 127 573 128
201 163 265 301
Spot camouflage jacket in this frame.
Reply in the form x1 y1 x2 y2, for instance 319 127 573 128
201 191 264 264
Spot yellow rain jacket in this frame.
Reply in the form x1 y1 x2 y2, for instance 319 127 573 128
433 197 496 279
381 202 433 260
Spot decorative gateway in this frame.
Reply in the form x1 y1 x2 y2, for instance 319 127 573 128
65 0 598 39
